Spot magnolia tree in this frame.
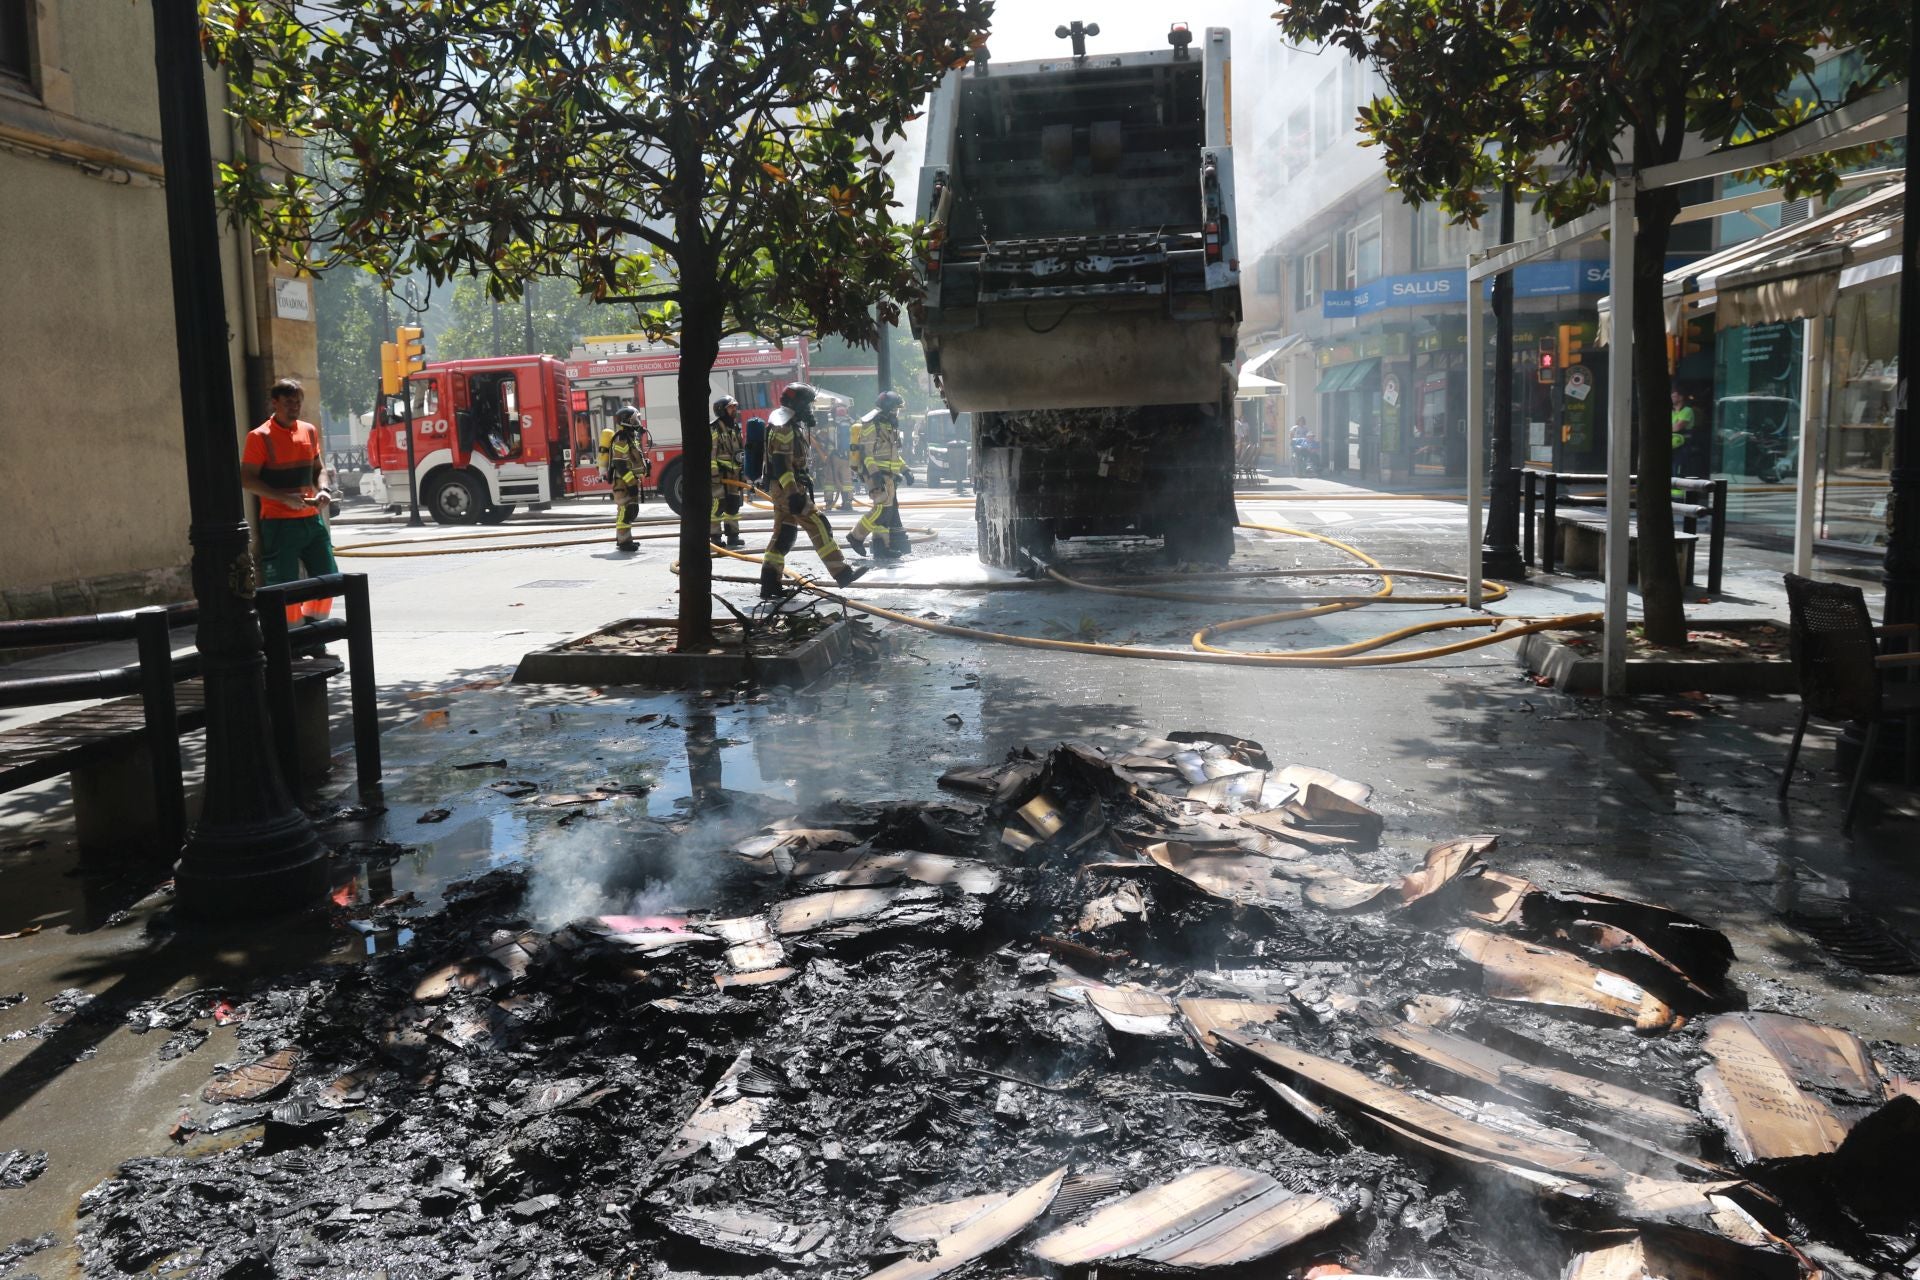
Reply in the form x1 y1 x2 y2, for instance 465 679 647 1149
1273 0 1904 643
207 0 992 647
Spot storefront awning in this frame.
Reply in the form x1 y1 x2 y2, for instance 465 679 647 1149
1237 370 1286 393
1240 333 1304 381
1665 181 1903 330
1316 357 1380 394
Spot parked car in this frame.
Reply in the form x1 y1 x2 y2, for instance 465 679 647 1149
922 408 973 489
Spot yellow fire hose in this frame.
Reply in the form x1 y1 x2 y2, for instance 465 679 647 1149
690 520 1596 668
337 483 1595 665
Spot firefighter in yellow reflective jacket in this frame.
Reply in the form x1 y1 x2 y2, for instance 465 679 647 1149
759 384 866 598
598 405 647 551
709 395 746 550
848 391 911 561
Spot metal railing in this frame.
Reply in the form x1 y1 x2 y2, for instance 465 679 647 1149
0 574 380 848
255 574 381 793
1522 471 1728 594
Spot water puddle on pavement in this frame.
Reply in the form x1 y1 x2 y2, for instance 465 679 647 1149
321 685 944 931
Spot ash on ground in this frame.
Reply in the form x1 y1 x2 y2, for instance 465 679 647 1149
74 734 1920 1280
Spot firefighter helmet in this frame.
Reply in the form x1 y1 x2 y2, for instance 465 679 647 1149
876 391 905 413
614 405 639 425
712 394 738 417
779 383 818 409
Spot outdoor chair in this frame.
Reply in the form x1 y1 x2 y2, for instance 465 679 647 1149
1779 574 1920 831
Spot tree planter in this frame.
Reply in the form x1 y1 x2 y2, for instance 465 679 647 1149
513 616 852 689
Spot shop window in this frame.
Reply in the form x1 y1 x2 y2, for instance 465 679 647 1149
0 0 32 90
1821 286 1897 548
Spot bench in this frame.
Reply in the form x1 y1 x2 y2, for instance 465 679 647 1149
0 574 379 857
1522 471 1728 592
1555 511 1699 585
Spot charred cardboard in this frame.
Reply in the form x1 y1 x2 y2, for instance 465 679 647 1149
1695 1012 1889 1167
1304 836 1494 913
865 1166 1065 1280
1028 1165 1342 1269
1449 929 1678 1032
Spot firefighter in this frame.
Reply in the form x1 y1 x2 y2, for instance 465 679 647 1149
760 383 866 598
709 394 746 551
599 405 645 551
810 403 856 511
848 391 911 560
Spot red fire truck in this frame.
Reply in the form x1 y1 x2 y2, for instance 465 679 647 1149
562 334 813 513
361 354 573 524
360 336 812 522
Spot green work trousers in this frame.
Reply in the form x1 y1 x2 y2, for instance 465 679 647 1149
258 516 337 623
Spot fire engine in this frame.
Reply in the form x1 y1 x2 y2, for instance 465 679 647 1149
361 354 572 524
562 334 813 513
360 336 811 523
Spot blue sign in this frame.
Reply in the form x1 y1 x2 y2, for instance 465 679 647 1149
1323 260 1617 318
1322 270 1466 318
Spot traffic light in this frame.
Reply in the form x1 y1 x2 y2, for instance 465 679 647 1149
381 326 426 396
1537 338 1556 384
396 325 426 376
1557 323 1585 370
380 341 402 395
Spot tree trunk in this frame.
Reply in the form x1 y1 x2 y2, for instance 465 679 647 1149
675 281 721 653
1630 183 1687 645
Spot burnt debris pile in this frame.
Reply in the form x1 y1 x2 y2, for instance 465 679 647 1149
77 733 1920 1279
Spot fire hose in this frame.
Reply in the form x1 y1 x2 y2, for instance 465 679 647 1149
693 520 1599 669
336 491 1597 665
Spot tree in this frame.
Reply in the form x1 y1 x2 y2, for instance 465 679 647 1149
314 264 380 427
206 0 992 649
1273 0 1905 644
435 277 610 362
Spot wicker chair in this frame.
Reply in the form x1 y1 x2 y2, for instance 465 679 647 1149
1780 574 1920 831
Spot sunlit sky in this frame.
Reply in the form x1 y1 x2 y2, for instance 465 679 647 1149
981 0 1269 64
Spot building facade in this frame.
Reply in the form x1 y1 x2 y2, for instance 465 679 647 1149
0 0 318 619
1238 40 1731 487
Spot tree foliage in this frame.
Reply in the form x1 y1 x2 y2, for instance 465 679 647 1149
313 265 380 426
205 0 992 646
434 278 610 362
1273 0 1905 642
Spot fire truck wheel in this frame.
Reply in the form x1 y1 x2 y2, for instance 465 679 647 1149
425 470 484 525
656 460 686 516
478 504 514 525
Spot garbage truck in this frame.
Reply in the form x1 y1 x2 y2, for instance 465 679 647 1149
912 20 1242 566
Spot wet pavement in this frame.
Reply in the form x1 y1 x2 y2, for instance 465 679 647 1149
2 479 1916 1275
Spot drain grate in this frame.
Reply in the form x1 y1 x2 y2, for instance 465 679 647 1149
1788 906 1920 976
516 579 593 589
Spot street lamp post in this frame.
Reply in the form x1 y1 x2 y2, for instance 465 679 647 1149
152 0 326 917
1483 181 1527 580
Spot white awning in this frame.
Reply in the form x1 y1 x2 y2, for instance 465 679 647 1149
1239 334 1304 380
1237 370 1286 392
1669 182 1903 330
1598 181 1904 344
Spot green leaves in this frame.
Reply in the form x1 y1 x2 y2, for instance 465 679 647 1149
205 0 991 349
